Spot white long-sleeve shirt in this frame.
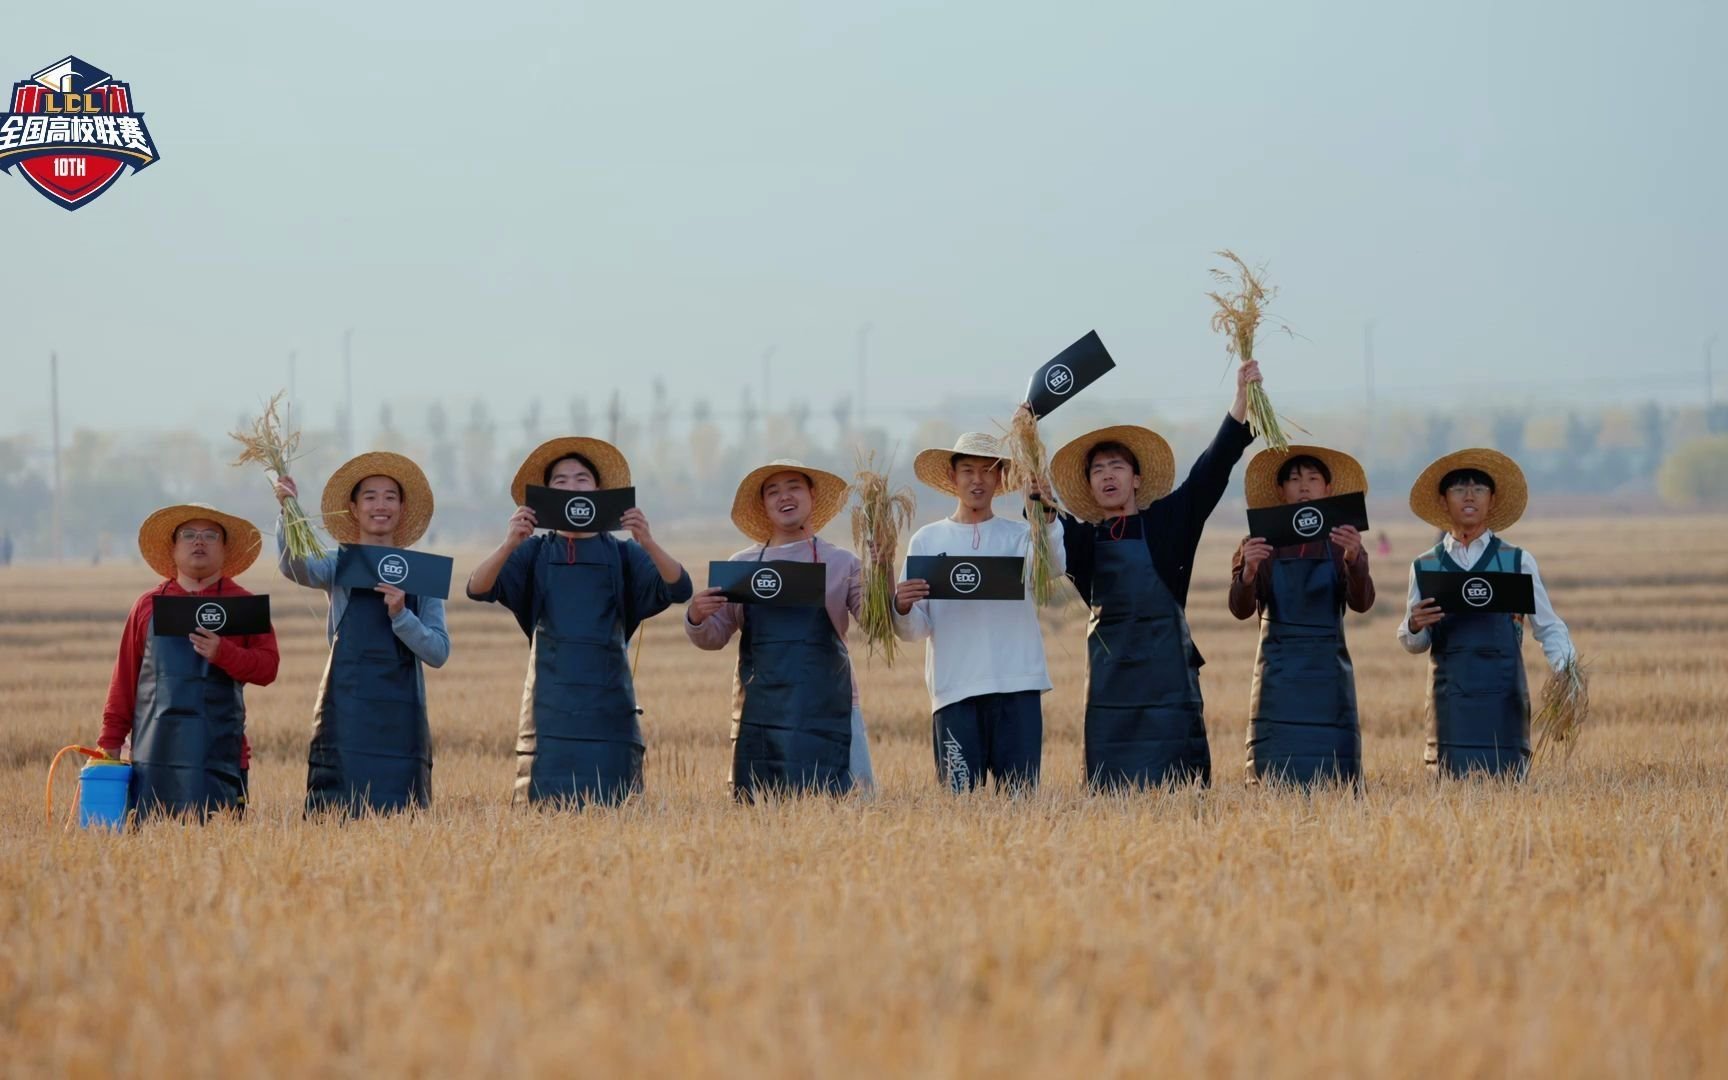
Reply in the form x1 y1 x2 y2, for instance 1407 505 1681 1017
1396 529 1575 673
891 513 1064 712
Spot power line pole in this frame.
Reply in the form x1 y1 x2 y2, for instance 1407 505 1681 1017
343 328 354 455
1362 321 1376 467
761 345 777 416
49 351 63 563
1707 333 1717 408
856 323 872 427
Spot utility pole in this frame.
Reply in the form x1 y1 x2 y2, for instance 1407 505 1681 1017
1707 334 1717 409
856 323 872 427
1362 321 1376 468
343 328 354 455
761 345 777 416
49 351 63 563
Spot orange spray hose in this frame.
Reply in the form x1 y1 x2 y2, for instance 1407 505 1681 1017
45 745 118 828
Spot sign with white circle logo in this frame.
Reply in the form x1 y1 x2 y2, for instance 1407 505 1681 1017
750 567 783 599
1462 577 1494 607
195 602 227 632
564 496 597 529
1292 505 1325 538
377 553 410 585
1044 363 1075 396
949 561 982 595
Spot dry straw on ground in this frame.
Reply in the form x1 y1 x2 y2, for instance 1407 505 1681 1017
5 515 1728 1077
850 454 917 665
230 390 326 561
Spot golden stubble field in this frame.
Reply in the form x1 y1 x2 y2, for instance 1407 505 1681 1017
4 515 1728 1078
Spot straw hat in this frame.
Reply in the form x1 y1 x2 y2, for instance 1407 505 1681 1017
1409 448 1528 533
136 503 263 580
730 459 850 544
321 451 435 547
913 433 1009 497
1243 445 1369 511
1049 426 1176 523
510 437 633 506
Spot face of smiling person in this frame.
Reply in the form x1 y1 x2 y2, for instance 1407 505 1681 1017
547 457 598 492
172 518 227 579
950 457 1002 512
761 471 813 535
351 475 403 542
1279 464 1332 505
1444 477 1495 532
1088 452 1139 514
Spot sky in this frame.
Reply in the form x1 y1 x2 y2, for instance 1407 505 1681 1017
1 0 1723 445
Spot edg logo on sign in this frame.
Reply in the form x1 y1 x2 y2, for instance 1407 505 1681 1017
195 602 226 631
1044 364 1074 396
751 568 783 599
564 496 597 528
1462 577 1494 607
377 553 410 585
950 561 982 595
1292 506 1324 538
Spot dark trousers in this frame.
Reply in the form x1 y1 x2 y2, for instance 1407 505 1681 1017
932 691 1043 792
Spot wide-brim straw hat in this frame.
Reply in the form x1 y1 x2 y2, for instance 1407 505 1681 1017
731 459 850 544
1409 448 1528 533
321 451 435 547
510 437 633 506
1243 444 1369 511
1050 425 1176 523
137 503 263 581
913 433 1009 497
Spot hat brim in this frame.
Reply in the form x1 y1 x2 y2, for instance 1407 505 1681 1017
730 463 851 543
1243 445 1369 511
1409 448 1527 533
321 452 436 547
1049 426 1176 524
913 447 1008 497
137 504 263 581
511 437 633 506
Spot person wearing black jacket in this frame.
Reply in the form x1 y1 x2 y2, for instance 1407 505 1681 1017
1050 361 1262 789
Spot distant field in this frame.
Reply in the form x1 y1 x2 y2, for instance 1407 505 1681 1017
4 515 1727 1076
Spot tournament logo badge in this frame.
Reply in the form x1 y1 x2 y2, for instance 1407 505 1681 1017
377 553 411 586
0 57 159 210
949 561 982 595
1462 577 1494 608
1045 364 1075 396
751 567 783 600
1292 505 1324 538
565 496 597 529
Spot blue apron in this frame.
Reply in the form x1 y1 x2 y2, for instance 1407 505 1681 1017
731 553 852 800
132 588 247 820
1245 549 1361 786
1417 537 1530 778
1083 527 1209 789
305 588 432 814
519 534 643 806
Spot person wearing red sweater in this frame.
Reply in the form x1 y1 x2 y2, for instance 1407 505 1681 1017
100 503 278 819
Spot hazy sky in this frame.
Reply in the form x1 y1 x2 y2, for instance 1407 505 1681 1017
2 0 1722 444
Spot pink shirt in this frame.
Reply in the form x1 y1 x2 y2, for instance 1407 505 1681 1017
684 536 863 706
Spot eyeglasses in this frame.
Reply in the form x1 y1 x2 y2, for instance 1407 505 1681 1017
1445 483 1492 497
175 529 223 544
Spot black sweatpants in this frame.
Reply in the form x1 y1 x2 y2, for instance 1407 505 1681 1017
931 690 1042 792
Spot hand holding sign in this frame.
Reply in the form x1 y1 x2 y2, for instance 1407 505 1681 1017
189 626 222 659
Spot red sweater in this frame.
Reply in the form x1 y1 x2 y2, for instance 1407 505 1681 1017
100 578 280 767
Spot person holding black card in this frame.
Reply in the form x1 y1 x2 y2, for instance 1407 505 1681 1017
1050 360 1264 790
273 452 449 815
99 503 278 819
894 424 1063 793
1400 449 1575 779
686 458 873 799
1229 446 1375 786
467 437 692 807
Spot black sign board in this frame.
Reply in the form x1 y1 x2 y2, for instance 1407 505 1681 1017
905 555 1027 601
153 594 273 637
708 560 827 606
1416 570 1536 615
1245 491 1371 549
524 485 636 534
334 544 454 599
1026 330 1116 419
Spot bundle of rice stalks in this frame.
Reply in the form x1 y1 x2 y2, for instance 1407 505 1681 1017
1002 407 1062 606
1207 249 1292 452
1534 655 1591 762
229 390 328 561
850 453 917 665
